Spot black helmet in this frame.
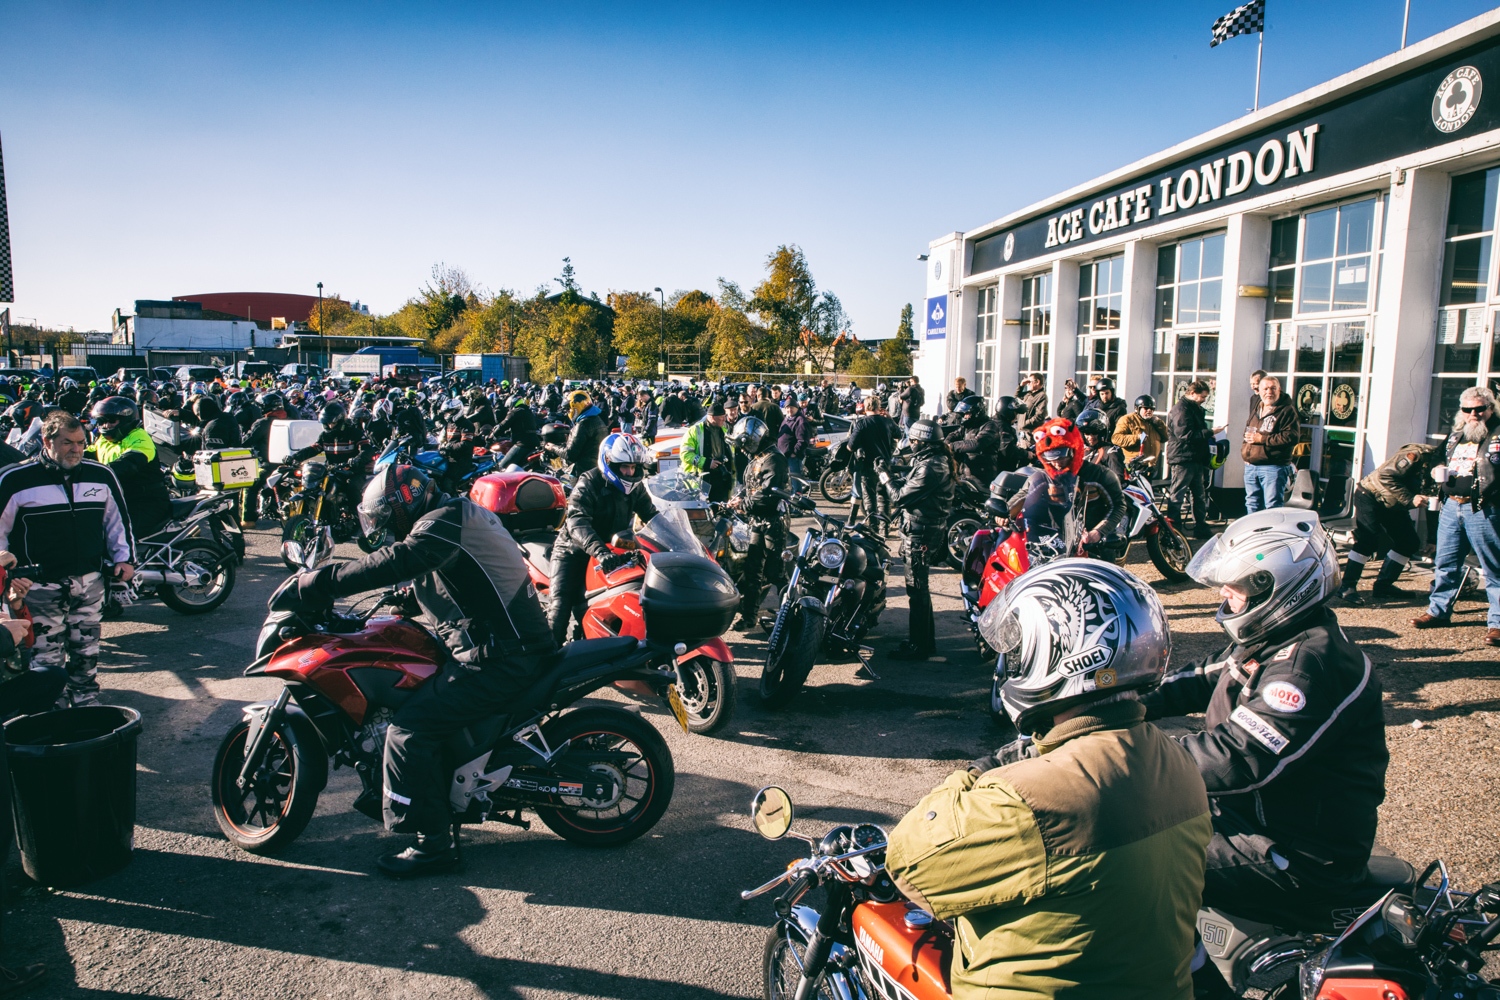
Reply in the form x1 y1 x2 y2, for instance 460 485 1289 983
358 464 436 541
1134 394 1156 410
953 397 988 421
730 415 768 454
1076 407 1110 440
1095 377 1116 394
994 395 1023 424
351 406 372 425
90 396 140 441
259 391 285 412
194 396 222 421
319 401 348 429
907 418 942 447
540 421 569 446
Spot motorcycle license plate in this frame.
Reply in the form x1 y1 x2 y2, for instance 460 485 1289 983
667 684 690 733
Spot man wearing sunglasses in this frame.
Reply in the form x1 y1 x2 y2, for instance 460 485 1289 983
1414 385 1500 646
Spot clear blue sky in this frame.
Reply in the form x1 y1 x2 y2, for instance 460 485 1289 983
1 1 1495 336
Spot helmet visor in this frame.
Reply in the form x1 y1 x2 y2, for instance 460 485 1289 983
1185 534 1275 597
1041 446 1072 465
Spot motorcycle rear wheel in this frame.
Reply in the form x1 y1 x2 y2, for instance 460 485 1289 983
676 656 737 735
210 716 326 854
946 515 983 570
818 468 853 505
763 922 836 1000
758 604 820 709
158 542 236 614
1147 522 1193 583
532 707 675 848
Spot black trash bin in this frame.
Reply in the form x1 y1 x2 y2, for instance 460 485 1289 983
5 706 142 887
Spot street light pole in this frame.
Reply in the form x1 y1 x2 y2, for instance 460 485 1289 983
653 287 665 377
316 282 323 371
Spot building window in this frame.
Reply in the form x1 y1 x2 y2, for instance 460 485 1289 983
1152 233 1225 413
1261 194 1384 515
1076 256 1123 384
1019 271 1052 382
1431 167 1500 441
973 284 998 398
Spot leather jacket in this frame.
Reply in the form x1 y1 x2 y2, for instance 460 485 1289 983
894 450 954 528
556 468 658 559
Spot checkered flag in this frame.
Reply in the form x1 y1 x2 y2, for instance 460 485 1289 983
1211 0 1264 47
0 132 11 303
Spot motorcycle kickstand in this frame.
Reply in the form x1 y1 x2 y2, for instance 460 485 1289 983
451 821 463 861
491 808 531 831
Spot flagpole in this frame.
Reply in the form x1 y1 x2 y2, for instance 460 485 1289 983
1254 29 1264 110
1401 0 1411 48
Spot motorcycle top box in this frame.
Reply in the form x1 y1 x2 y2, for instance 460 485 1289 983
470 471 566 533
638 552 738 648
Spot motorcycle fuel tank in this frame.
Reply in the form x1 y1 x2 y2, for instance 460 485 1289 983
851 901 952 1000
265 617 443 724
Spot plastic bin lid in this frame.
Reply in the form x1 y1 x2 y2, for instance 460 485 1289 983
5 706 142 756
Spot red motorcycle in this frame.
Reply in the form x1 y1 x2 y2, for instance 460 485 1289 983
210 550 738 855
471 472 737 735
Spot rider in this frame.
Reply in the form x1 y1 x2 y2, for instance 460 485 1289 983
1143 509 1387 997
888 561 1211 999
1022 416 1126 557
289 463 557 876
945 397 1001 485
562 390 608 479
848 394 894 535
546 433 657 644
890 419 954 661
88 396 172 540
1076 407 1125 479
493 396 541 469
680 402 734 502
730 416 789 631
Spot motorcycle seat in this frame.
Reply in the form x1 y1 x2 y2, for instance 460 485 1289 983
511 636 642 714
169 497 201 521
1227 855 1417 933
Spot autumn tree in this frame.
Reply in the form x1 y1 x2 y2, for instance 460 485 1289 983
747 245 849 373
874 303 915 376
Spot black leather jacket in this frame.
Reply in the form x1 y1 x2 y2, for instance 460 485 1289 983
556 468 658 559
849 414 894 468
1442 413 1500 508
565 412 608 475
948 418 1002 483
893 450 954 528
495 405 540 447
743 448 789 521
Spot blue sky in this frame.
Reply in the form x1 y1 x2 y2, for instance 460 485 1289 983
1 1 1495 336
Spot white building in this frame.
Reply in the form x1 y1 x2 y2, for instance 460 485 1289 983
918 10 1500 514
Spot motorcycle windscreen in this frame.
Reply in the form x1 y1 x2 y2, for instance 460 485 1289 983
637 507 708 557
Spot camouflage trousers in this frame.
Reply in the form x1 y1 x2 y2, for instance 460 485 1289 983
23 573 106 707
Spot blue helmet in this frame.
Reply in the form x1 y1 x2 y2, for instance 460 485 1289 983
598 432 649 494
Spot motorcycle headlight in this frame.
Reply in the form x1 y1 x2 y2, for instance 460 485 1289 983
817 539 846 571
1298 948 1326 999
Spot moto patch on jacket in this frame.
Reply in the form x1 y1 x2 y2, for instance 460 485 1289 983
1259 680 1307 713
1231 706 1289 754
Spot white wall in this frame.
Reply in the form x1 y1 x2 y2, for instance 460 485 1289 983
127 317 265 350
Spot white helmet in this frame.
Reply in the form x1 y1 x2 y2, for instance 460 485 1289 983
980 559 1170 733
598 432 650 493
1186 508 1339 646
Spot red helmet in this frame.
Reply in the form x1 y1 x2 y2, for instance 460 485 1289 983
1033 417 1084 478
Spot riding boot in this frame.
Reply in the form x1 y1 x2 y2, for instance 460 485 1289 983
376 830 460 878
1371 553 1411 598
1336 553 1367 604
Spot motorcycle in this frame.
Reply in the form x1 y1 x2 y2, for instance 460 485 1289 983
1119 454 1193 583
756 489 888 709
959 518 1069 666
210 556 735 854
742 785 941 1000
818 439 854 505
278 458 385 571
942 476 990 571
105 492 241 615
643 470 715 545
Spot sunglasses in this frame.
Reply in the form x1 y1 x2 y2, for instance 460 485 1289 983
1460 405 1493 414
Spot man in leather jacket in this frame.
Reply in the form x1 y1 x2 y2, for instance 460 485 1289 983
546 436 657 644
563 392 607 478
292 464 556 876
1022 417 1126 557
1337 441 1439 604
891 419 953 660
849 394 894 534
494 398 541 468
1020 374 1049 434
946 397 1001 485
731 416 788 631
1144 510 1386 995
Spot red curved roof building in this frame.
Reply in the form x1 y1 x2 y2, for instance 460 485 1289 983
173 292 320 326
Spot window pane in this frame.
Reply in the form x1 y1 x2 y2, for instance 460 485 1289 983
1327 378 1361 428
1107 338 1119 372
1270 217 1299 268
1269 268 1295 320
1180 240 1202 282
1434 309 1483 372
1079 265 1093 299
1197 334 1219 371
1295 323 1327 373
1176 334 1196 371
1153 330 1171 371
1333 255 1370 310
1107 257 1124 294
1446 168 1499 238
1022 279 1033 310
1201 234 1225 279
1304 208 1337 261
1103 293 1122 329
1263 321 1291 373
1337 200 1375 256
1428 377 1473 437
1157 245 1177 286
1179 283 1199 324
1440 236 1492 305
1299 261 1334 312
1152 373 1170 399
1330 321 1366 372
1198 279 1222 322
1156 286 1175 329
1291 377 1325 424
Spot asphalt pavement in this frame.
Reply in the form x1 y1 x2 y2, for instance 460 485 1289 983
2 510 1497 999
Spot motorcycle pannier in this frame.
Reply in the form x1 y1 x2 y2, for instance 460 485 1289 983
193 448 260 490
638 552 738 648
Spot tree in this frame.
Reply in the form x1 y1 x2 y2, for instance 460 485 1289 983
416 263 473 347
609 289 718 377
747 245 850 373
454 290 525 355
304 295 358 333
874 304 914 376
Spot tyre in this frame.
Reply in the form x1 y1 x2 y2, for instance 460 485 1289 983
819 467 853 505
990 660 1007 724
210 714 327 854
758 604 822 709
675 656 737 735
763 920 837 1000
532 707 675 847
946 515 983 570
1147 521 1193 583
281 515 312 570
158 543 237 614
356 528 390 554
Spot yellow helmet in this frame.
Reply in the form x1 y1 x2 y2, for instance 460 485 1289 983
567 389 592 419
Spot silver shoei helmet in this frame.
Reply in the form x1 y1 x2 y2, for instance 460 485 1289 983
1186 508 1339 646
979 559 1170 733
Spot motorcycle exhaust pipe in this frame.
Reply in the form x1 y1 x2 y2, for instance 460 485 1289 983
134 569 203 586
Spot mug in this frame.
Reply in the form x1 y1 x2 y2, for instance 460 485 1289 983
1427 496 1441 511
1432 464 1450 483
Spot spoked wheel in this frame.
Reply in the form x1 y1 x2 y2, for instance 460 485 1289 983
758 604 821 709
357 528 390 554
763 921 836 1000
533 708 675 847
159 543 236 614
819 468 853 505
674 656 737 735
946 516 983 570
1147 521 1193 583
210 716 325 854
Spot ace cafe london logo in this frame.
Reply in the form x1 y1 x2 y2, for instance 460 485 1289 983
1433 66 1482 134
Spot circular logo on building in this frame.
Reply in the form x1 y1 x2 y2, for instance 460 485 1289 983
1433 66 1482 133
1296 382 1321 417
1003 232 1015 262
932 258 943 281
1330 382 1356 421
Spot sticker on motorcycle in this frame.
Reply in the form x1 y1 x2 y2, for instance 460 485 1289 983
1259 680 1306 714
1231 706 1289 754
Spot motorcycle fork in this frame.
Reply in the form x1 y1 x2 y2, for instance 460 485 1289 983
237 687 291 791
794 883 852 1000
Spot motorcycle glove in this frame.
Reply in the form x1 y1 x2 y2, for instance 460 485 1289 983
294 568 337 613
599 552 637 575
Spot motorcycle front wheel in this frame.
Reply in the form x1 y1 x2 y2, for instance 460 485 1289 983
356 528 390 554
758 604 821 709
675 656 737 735
210 715 326 854
763 921 838 1000
818 467 853 505
158 542 236 614
1147 521 1193 583
532 707 675 848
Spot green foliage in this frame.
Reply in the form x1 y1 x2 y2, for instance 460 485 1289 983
746 245 849 372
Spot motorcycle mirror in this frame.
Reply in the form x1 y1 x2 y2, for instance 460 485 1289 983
283 541 305 566
610 531 638 551
751 785 795 841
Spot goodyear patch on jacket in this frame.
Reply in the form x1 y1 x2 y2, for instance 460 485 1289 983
1231 706 1289 754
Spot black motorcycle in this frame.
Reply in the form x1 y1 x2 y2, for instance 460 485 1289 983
943 476 990 570
756 489 888 708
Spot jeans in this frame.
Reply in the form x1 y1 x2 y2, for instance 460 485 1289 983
1243 463 1292 513
1427 500 1500 627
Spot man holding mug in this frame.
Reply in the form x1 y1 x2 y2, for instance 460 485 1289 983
1336 441 1439 604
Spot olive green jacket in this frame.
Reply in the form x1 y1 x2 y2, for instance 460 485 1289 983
886 700 1211 1000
